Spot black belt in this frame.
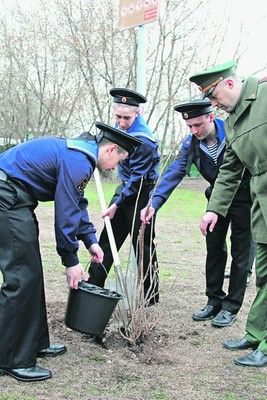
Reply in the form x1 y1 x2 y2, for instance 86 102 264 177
122 180 157 186
0 170 29 193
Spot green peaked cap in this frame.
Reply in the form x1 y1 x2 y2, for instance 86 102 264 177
189 60 236 97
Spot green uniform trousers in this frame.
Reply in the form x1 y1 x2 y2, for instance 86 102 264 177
245 243 267 354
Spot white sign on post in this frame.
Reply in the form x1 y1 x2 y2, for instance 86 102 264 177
118 0 159 30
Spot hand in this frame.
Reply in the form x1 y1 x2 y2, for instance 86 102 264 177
89 243 104 263
140 206 155 224
199 212 218 236
66 263 89 289
102 203 117 220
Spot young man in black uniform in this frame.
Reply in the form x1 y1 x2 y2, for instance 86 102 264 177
0 123 141 382
141 99 253 327
88 88 160 305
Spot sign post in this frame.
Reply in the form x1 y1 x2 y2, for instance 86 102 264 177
118 1 160 271
118 0 160 94
136 24 147 95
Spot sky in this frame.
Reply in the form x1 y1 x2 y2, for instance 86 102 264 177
209 0 267 76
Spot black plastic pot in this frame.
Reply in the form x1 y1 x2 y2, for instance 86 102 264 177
65 281 122 336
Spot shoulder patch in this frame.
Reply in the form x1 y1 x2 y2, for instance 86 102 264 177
76 177 89 193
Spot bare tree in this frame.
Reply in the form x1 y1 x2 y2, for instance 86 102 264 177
0 1 85 141
0 0 264 150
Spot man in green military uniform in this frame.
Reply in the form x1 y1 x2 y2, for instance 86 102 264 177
189 60 267 368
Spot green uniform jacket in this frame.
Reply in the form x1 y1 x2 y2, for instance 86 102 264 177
207 76 267 243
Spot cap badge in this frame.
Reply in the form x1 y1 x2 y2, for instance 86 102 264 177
122 96 127 103
183 112 189 119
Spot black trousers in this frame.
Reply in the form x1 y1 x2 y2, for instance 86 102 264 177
205 199 252 314
0 181 49 368
88 183 159 304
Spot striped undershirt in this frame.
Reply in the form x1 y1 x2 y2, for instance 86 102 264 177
207 141 218 164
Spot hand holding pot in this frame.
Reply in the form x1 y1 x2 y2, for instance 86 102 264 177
89 243 104 263
66 264 89 289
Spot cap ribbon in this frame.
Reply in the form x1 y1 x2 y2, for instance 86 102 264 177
199 76 223 93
